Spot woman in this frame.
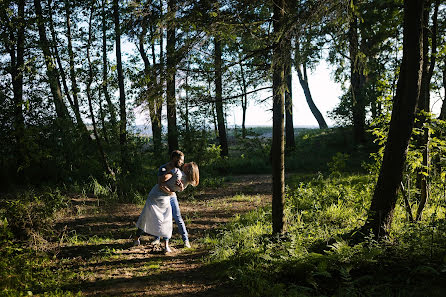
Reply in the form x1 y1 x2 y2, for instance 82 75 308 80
134 162 199 253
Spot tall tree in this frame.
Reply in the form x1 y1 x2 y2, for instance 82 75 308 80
272 0 286 234
166 0 179 153
101 0 117 133
285 41 295 150
33 0 71 120
149 18 163 154
113 0 128 171
349 0 366 143
295 38 328 129
214 37 229 157
1 0 26 174
361 0 425 238
415 0 440 221
238 54 249 139
64 0 81 123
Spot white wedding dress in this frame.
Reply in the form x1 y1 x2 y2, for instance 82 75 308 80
135 168 188 239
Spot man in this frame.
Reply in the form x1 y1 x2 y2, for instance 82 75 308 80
154 150 191 248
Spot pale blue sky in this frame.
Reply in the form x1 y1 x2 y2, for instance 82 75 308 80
134 60 342 128
226 61 341 128
131 45 444 129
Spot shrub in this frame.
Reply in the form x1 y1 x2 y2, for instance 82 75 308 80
2 189 68 241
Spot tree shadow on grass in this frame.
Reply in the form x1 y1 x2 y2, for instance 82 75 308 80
62 257 241 297
57 242 130 260
47 175 275 296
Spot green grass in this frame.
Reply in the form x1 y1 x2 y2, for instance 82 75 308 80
286 127 377 173
0 243 82 296
205 173 446 297
200 127 378 176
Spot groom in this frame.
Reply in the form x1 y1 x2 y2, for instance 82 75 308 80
155 150 191 248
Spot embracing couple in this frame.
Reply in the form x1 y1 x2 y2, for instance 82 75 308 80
133 150 199 253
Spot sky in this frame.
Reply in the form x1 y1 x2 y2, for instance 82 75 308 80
134 60 343 128
131 46 444 130
225 61 342 128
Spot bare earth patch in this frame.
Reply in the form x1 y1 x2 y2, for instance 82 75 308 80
54 174 272 296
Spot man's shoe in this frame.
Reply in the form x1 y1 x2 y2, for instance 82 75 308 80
184 240 191 248
165 245 172 253
151 238 160 245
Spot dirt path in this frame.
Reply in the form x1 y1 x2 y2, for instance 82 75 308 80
54 175 272 296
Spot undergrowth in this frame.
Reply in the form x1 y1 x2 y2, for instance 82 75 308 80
206 173 446 297
0 189 82 296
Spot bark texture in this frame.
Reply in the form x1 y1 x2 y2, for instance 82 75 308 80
113 0 128 170
214 38 228 157
349 0 366 143
362 0 425 238
272 0 286 234
285 44 295 150
34 0 71 120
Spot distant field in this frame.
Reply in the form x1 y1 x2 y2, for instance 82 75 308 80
130 125 320 137
227 126 319 138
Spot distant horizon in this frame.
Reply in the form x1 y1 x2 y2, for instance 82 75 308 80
129 123 323 136
131 123 321 128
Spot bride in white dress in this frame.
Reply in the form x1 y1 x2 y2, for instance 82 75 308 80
134 162 199 252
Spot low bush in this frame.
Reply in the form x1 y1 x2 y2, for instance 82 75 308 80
2 189 68 241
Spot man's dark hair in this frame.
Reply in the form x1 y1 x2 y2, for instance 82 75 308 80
170 150 184 160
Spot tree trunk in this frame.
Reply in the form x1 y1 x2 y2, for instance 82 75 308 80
272 0 286 235
64 0 81 120
48 0 73 110
86 3 114 176
34 0 71 120
185 54 191 138
140 17 162 154
113 0 128 171
166 0 179 154
208 79 218 138
349 1 366 144
6 0 26 174
416 0 439 221
101 0 117 132
361 0 425 239
149 22 162 153
285 46 295 151
439 60 446 120
214 38 229 157
239 58 248 139
295 63 328 129
295 38 328 129
98 98 109 143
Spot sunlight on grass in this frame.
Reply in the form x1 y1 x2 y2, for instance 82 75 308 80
62 232 115 246
228 194 261 203
204 173 446 297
